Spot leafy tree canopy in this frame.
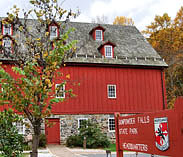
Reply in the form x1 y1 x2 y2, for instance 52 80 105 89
142 7 183 108
113 16 134 26
0 0 78 156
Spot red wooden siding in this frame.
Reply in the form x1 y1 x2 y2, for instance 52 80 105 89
52 66 165 114
0 64 165 114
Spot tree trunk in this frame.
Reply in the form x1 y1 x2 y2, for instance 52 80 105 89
31 120 41 157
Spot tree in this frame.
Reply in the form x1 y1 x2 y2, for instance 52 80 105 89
91 15 108 24
113 16 134 26
0 0 77 157
142 8 183 107
0 109 24 157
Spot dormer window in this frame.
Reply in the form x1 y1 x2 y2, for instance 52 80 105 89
2 36 13 54
50 25 58 39
89 25 105 41
98 41 116 58
48 21 60 40
95 30 103 41
105 45 112 58
2 24 12 36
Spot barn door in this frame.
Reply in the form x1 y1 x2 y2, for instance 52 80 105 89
45 118 60 144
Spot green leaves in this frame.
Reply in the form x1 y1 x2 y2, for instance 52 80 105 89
0 0 78 155
0 109 24 157
66 120 111 148
143 6 183 108
50 98 63 103
12 67 25 75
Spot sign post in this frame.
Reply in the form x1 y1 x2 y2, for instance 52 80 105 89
115 97 183 157
115 112 123 157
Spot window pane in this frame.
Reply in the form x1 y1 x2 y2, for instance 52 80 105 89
78 118 88 128
3 24 12 35
50 26 58 39
56 84 65 98
108 118 115 131
3 38 11 48
16 122 24 134
108 85 116 98
105 46 112 57
96 30 102 41
3 37 12 54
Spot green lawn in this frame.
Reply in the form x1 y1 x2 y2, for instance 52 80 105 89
0 153 29 157
104 143 116 152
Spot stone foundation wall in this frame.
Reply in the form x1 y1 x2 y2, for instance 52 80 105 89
50 114 116 144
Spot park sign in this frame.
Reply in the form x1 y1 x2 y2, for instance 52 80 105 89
115 97 183 157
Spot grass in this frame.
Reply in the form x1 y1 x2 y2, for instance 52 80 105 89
104 143 116 152
0 153 29 157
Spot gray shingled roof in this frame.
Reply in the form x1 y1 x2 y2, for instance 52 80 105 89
65 22 167 67
0 18 167 67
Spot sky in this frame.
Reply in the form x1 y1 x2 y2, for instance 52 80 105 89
0 0 182 31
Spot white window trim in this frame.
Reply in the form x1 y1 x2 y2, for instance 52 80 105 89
95 30 103 41
2 37 13 54
107 84 116 99
78 118 88 129
55 84 65 98
105 45 113 58
108 118 115 132
3 24 12 35
13 121 25 135
50 25 58 39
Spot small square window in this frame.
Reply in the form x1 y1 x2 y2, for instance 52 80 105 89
13 121 25 135
78 118 88 129
16 122 25 134
3 37 12 48
56 84 65 98
105 45 112 58
108 118 115 132
3 24 12 35
50 26 58 39
95 30 103 41
107 85 116 98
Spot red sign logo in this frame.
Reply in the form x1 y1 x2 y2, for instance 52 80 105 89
154 117 169 151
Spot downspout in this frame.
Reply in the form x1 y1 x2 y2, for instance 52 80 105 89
161 69 166 109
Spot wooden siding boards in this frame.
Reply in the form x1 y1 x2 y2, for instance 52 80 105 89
52 65 164 114
1 64 165 114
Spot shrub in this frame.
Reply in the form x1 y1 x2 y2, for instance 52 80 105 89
23 142 32 151
0 109 24 157
66 120 110 148
66 135 83 147
39 134 47 148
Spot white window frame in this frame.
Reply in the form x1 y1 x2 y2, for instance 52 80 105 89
16 122 25 134
2 37 12 53
108 118 115 132
13 121 25 135
107 84 116 98
78 118 88 129
105 45 113 58
50 25 58 39
3 24 12 35
55 84 65 98
95 30 103 41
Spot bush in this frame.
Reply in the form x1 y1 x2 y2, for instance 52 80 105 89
23 142 32 151
0 109 24 157
39 134 47 148
66 120 110 148
66 135 83 147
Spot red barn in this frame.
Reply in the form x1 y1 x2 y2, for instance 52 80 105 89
0 19 167 144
